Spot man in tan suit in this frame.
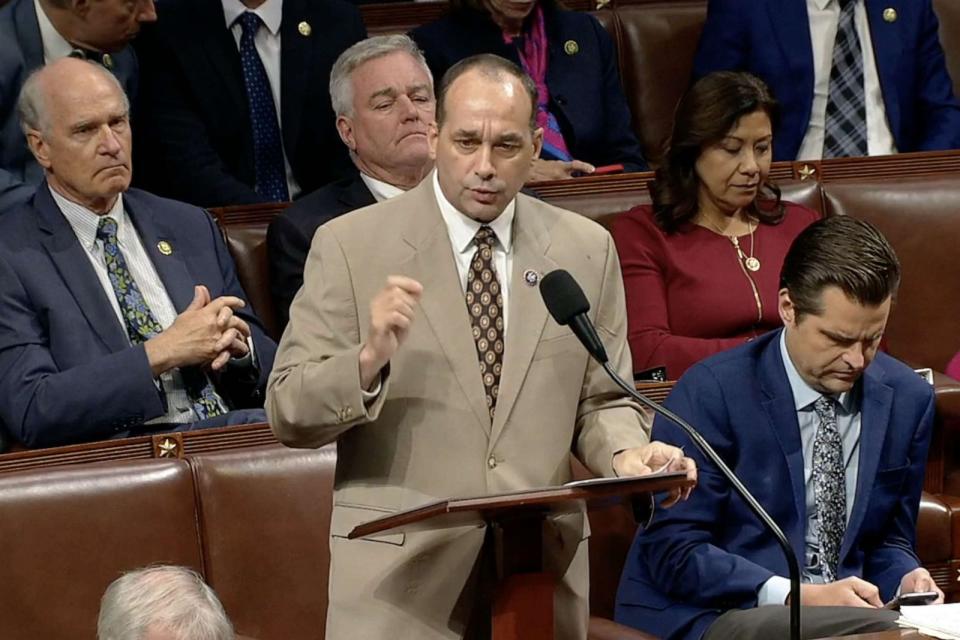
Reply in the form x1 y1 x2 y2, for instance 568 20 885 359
267 54 695 640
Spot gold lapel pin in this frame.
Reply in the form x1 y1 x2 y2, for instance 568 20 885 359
157 240 173 256
882 7 897 22
298 21 312 36
101 53 114 69
563 40 579 56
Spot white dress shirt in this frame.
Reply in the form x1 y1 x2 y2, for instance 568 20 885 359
51 187 226 425
432 172 515 334
797 0 897 160
34 0 76 63
221 0 301 198
360 173 407 203
757 330 863 605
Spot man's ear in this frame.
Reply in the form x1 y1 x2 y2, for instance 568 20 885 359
427 121 439 161
531 126 543 162
778 288 795 326
71 0 91 18
335 115 355 151
26 129 53 169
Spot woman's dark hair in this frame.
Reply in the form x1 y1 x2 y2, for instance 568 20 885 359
651 71 783 233
780 216 900 320
450 0 562 17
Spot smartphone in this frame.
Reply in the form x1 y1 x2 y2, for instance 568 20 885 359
883 590 939 610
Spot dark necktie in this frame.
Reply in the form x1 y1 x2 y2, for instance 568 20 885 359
823 0 868 158
236 12 289 202
68 47 113 69
96 217 227 420
812 396 846 580
466 226 505 420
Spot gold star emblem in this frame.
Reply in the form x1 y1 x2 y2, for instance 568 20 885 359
798 164 817 181
157 240 173 256
157 438 178 458
298 21 312 36
563 40 579 56
882 8 897 23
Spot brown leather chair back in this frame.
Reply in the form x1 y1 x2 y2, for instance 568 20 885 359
0 460 202 639
194 445 337 640
821 176 960 371
615 1 707 165
778 179 824 215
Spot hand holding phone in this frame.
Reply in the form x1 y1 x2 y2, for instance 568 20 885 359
884 590 940 610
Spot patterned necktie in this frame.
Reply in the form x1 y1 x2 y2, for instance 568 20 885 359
823 0 868 158
812 396 846 581
466 226 505 420
237 12 289 202
96 217 226 420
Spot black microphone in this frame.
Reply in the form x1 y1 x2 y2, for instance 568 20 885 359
539 270 608 363
539 269 802 640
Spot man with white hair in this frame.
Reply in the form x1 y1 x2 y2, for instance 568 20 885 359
267 34 435 328
0 0 157 212
0 57 276 449
97 566 234 640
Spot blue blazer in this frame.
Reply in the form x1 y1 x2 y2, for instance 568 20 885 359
410 6 648 171
615 330 935 640
0 0 138 214
0 184 277 448
693 0 960 161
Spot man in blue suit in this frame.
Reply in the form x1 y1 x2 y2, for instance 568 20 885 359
0 0 155 214
0 58 276 449
616 216 941 639
693 0 960 161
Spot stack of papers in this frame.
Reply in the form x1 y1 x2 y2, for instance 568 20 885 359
898 603 960 639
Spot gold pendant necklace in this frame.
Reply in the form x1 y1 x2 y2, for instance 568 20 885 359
704 215 761 272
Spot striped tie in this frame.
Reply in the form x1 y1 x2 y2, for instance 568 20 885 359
823 0 868 158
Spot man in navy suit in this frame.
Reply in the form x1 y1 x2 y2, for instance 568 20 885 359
693 0 960 161
132 0 366 208
267 34 435 329
0 0 155 214
0 58 276 449
615 216 941 639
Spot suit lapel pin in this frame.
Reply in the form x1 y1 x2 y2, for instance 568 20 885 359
882 7 897 22
563 40 579 56
523 269 540 286
157 240 173 256
298 21 312 36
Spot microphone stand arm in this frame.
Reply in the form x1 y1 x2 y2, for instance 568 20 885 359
602 362 802 640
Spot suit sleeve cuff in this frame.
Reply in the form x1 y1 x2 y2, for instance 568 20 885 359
757 576 791 606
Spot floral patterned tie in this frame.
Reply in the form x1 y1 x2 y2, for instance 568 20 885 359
813 396 846 580
466 226 505 420
97 217 226 420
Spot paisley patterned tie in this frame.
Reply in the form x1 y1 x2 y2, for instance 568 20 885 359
96 217 226 420
813 396 846 580
466 226 505 420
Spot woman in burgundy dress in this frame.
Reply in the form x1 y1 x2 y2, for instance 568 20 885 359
613 72 820 379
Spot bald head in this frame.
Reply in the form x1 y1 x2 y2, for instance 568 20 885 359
19 58 133 214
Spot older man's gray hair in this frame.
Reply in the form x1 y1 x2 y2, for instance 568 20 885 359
17 58 130 135
329 34 433 118
97 566 234 640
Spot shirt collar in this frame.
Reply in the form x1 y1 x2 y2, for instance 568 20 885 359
432 171 515 256
222 0 283 35
34 0 76 63
779 329 858 414
50 185 126 252
360 172 407 203
810 0 839 11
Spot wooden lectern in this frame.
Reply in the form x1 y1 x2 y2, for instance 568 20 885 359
349 471 693 640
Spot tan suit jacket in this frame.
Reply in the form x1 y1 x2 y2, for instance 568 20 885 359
266 177 651 640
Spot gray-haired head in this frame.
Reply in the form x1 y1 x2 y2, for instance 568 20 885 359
18 57 129 136
97 566 234 640
329 34 432 118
